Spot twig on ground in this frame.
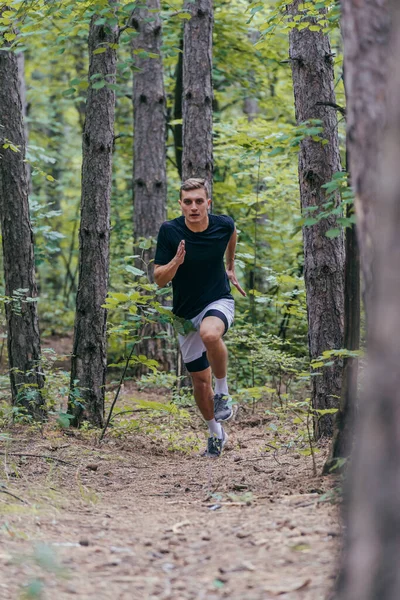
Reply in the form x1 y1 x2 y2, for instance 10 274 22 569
2 453 73 465
0 488 28 504
264 444 292 467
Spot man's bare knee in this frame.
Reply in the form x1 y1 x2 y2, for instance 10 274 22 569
191 370 211 388
200 327 222 346
202 333 220 347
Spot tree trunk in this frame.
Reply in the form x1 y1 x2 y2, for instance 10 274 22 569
182 0 213 193
0 32 45 417
173 36 183 180
323 148 360 473
336 3 400 598
288 2 345 439
341 0 390 320
131 0 167 270
131 0 174 374
243 30 260 122
69 7 117 427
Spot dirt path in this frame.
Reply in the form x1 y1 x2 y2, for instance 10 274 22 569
0 414 340 600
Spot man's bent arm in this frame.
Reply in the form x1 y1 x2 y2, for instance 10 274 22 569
154 260 180 287
225 227 246 297
225 227 237 269
154 239 186 286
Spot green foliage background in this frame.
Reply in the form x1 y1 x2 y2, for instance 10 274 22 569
0 0 345 401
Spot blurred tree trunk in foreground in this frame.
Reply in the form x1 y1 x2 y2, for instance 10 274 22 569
336 1 400 598
341 0 390 321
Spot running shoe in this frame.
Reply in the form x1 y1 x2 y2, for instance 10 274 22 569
214 393 233 422
202 428 228 458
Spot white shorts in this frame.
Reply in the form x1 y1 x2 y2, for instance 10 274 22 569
178 298 235 372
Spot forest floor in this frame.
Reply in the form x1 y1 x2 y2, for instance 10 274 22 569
0 381 341 600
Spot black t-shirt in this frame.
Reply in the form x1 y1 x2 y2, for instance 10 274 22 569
154 214 235 319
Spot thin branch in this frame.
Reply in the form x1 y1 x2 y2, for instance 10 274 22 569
100 324 149 441
167 154 178 170
315 101 346 117
118 9 135 40
0 488 28 504
114 133 133 141
306 407 317 476
2 453 73 465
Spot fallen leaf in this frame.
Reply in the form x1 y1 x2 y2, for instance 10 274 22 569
208 504 222 511
170 520 191 534
265 579 312 596
278 579 312 594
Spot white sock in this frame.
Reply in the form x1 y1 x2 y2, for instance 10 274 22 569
207 418 223 439
214 376 229 396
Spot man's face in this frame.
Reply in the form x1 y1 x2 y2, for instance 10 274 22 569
179 188 211 224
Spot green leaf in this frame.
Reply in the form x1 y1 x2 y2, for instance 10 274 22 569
138 239 152 249
22 579 43 598
325 228 341 238
56 412 74 428
125 265 145 277
303 217 318 226
93 47 107 55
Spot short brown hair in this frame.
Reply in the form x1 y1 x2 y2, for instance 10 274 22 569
180 177 210 199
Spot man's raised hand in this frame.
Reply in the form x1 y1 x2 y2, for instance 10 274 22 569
226 268 246 297
174 240 186 266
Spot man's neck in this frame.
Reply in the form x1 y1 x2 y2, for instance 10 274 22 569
185 215 209 233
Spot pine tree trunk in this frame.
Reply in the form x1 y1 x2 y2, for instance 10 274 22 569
69 8 117 427
243 30 260 122
132 0 166 269
182 0 213 193
0 34 44 416
288 2 345 439
173 36 183 179
336 3 400 597
341 0 390 320
131 0 174 374
323 149 360 473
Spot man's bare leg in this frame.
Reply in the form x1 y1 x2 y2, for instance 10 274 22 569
200 316 232 422
191 367 223 444
191 367 214 420
199 316 227 378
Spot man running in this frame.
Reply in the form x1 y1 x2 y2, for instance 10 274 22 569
154 178 246 457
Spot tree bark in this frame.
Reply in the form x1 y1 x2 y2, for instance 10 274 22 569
131 0 174 374
341 0 390 320
173 36 183 179
323 148 360 473
288 1 345 439
243 30 260 122
336 3 400 598
0 32 44 416
182 0 213 193
131 0 167 270
69 7 117 427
